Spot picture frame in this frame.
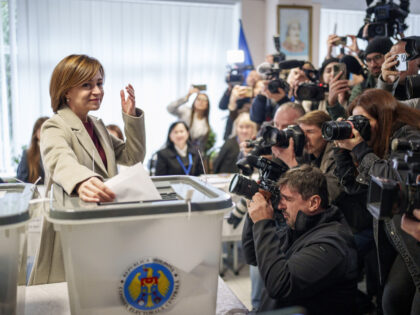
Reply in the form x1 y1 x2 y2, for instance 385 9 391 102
277 5 312 61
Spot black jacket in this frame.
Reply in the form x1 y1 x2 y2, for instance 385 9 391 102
155 145 204 176
212 137 240 173
342 124 420 291
243 206 358 314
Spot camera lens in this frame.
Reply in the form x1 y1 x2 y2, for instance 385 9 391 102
321 121 353 140
229 174 260 200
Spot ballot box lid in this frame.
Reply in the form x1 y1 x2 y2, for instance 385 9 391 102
49 175 233 220
0 183 34 226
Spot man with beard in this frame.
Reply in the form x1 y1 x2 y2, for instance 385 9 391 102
349 37 393 103
242 165 358 314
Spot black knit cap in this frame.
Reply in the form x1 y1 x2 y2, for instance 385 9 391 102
364 37 393 58
320 57 339 77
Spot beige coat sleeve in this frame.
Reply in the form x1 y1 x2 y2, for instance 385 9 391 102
40 115 100 195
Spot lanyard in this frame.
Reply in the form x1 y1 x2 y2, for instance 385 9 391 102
176 153 193 175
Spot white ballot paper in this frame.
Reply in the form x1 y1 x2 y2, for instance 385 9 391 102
105 162 162 202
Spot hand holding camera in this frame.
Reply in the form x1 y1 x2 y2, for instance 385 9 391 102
333 123 364 151
248 192 274 223
381 52 402 84
345 35 360 54
271 137 298 168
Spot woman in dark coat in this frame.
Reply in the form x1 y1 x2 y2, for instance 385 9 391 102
155 121 204 176
213 112 258 173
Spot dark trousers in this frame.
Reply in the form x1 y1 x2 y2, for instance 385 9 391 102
382 255 420 315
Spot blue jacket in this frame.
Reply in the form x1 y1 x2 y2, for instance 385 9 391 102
250 95 290 124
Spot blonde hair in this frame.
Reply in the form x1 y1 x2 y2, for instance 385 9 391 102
232 112 258 137
50 54 104 113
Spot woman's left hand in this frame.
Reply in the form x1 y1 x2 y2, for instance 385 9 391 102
120 84 136 116
335 128 364 151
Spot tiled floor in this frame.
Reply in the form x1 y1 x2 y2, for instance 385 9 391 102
221 262 252 311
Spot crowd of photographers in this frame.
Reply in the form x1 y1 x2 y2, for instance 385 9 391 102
210 18 420 314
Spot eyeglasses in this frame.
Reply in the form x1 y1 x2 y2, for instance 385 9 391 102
365 54 383 64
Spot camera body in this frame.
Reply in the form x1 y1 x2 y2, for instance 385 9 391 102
367 139 420 220
268 78 290 94
229 156 288 205
322 115 371 141
261 125 306 157
365 1 409 39
226 68 245 86
296 82 328 102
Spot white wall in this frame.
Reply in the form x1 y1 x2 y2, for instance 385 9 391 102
241 0 266 65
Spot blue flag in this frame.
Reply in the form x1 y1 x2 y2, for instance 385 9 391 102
238 19 253 83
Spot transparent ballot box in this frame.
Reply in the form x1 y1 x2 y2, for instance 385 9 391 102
0 184 34 315
46 176 233 315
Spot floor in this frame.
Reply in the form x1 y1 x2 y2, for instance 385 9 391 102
220 243 252 311
222 265 252 311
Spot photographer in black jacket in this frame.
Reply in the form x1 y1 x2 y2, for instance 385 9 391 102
334 88 420 314
243 165 358 314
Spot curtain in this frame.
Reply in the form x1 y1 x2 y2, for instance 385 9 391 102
13 0 235 173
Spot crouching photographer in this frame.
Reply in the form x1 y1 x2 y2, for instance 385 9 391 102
334 88 420 314
242 165 358 314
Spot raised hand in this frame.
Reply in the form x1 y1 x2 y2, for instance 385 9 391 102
381 52 400 84
120 84 136 116
328 71 350 106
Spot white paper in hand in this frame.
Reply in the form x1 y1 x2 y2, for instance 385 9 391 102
105 162 161 202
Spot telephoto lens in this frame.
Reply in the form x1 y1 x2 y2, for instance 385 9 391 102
322 115 371 141
321 121 353 140
229 174 259 200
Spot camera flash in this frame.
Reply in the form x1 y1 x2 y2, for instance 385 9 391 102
227 50 245 64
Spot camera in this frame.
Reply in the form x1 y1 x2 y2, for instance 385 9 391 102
244 137 272 156
261 125 306 157
406 75 420 99
296 82 328 102
322 115 371 141
229 155 288 205
402 36 420 61
367 138 420 220
333 36 348 46
268 78 290 94
363 0 409 39
226 68 245 86
272 35 286 64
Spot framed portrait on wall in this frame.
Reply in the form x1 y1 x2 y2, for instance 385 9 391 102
277 5 312 61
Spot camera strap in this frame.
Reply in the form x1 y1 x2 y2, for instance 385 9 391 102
176 153 193 175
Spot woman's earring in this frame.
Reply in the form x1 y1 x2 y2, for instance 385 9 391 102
66 98 70 104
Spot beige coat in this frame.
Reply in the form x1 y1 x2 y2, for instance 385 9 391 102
29 105 146 285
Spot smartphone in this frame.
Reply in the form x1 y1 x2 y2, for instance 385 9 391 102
192 84 207 91
333 36 347 46
333 63 347 80
243 86 253 98
395 53 407 72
